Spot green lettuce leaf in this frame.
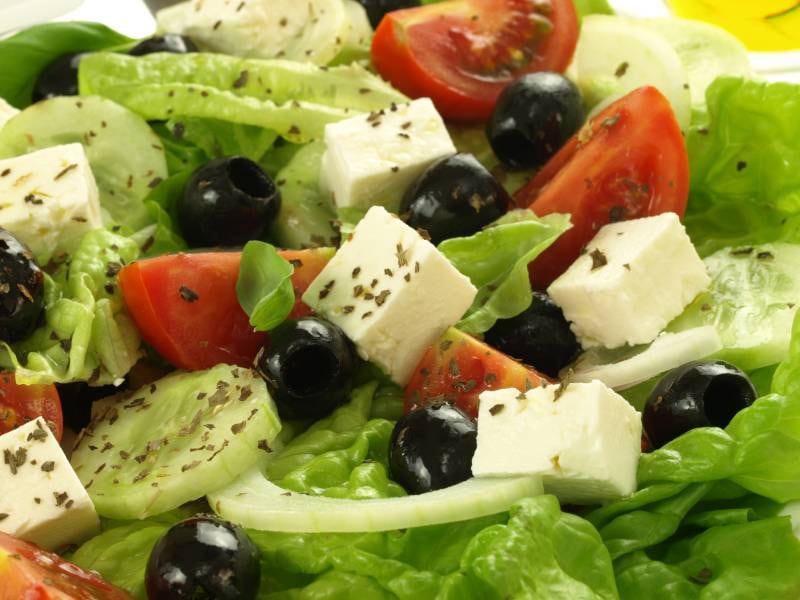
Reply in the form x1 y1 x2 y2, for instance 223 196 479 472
1 229 142 385
438 211 570 334
237 241 296 332
685 77 800 256
668 243 800 371
0 22 130 109
78 53 407 144
165 117 278 164
265 382 404 499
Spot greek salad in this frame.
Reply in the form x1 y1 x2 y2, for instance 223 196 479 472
0 0 799 598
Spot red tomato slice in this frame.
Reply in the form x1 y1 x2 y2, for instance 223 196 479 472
405 327 549 419
118 249 331 371
0 531 133 600
371 0 578 121
515 86 690 288
0 373 62 442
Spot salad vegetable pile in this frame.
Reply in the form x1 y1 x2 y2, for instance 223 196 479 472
0 0 799 598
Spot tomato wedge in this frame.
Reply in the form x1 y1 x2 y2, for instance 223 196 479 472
0 373 62 442
0 531 133 599
372 0 578 121
515 86 690 288
118 249 331 371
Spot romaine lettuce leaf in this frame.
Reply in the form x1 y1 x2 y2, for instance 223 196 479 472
1 229 142 385
685 77 800 256
438 211 570 334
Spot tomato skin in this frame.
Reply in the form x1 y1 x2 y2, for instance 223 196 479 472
119 249 331 371
371 0 579 121
405 327 549 419
0 374 62 442
0 532 133 600
515 86 690 288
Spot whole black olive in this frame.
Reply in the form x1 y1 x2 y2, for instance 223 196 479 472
0 228 45 342
128 34 198 56
32 52 87 102
487 72 585 169
357 0 421 28
178 156 281 248
145 515 260 600
400 153 512 245
254 317 356 420
389 404 476 494
643 360 757 449
484 292 580 378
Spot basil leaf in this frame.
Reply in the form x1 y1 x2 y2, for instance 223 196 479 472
236 241 295 331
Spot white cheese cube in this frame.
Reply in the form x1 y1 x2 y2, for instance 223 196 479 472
0 418 100 550
0 143 103 261
320 98 456 211
472 381 642 504
303 206 477 384
0 97 19 131
547 212 710 349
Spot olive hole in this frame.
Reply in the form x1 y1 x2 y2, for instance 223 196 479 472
703 374 755 428
227 158 272 198
282 346 339 396
493 129 529 163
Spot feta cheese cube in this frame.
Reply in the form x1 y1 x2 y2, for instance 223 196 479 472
303 206 477 384
0 418 100 550
0 97 19 130
320 98 456 211
0 143 103 261
548 212 710 348
472 381 642 504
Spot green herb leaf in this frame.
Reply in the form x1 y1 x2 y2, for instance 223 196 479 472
236 241 295 332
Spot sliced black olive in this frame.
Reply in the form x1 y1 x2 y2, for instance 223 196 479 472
484 291 580 378
145 514 260 600
0 228 45 342
389 403 476 494
254 317 356 420
177 156 281 248
32 52 88 102
487 72 584 169
128 34 198 56
357 0 421 28
643 360 757 449
399 153 511 244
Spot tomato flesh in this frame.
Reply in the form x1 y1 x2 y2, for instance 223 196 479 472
515 86 690 287
372 0 578 121
118 249 331 371
0 531 133 599
405 327 549 419
0 373 62 442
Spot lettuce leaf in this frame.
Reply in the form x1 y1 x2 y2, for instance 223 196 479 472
1 229 142 385
438 211 570 334
685 77 800 256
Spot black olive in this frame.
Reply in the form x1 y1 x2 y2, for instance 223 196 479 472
178 156 281 248
643 360 757 449
484 291 580 378
32 52 88 102
357 0 421 28
128 34 198 56
399 153 512 245
0 228 45 343
145 514 260 600
389 404 476 494
487 72 585 170
56 382 121 431
254 317 356 420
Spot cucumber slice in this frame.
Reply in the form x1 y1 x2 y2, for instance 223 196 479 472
571 15 692 131
330 0 373 65
209 468 542 532
71 364 281 520
571 326 723 390
0 96 167 230
637 18 751 113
